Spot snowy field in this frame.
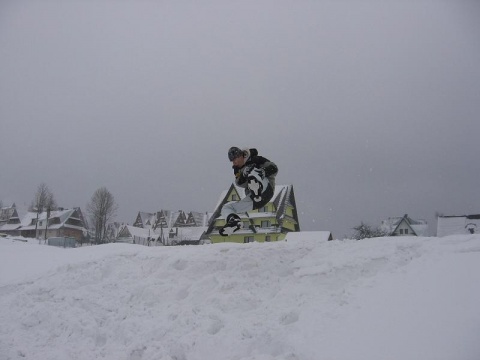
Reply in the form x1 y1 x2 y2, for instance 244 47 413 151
1 234 479 360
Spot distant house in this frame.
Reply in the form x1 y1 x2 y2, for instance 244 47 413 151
0 203 22 236
380 214 428 237
437 214 480 237
120 209 211 246
206 184 300 243
117 225 156 245
117 223 208 246
133 210 210 229
19 208 88 242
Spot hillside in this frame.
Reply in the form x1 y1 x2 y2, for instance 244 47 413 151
1 235 479 360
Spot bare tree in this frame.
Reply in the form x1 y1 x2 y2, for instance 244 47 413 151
352 221 388 240
87 187 118 244
29 183 57 239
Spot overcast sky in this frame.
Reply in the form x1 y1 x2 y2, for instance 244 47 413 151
1 1 479 238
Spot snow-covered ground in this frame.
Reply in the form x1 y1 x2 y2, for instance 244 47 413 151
1 234 479 360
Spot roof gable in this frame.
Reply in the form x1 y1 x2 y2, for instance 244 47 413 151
208 183 300 233
381 214 428 236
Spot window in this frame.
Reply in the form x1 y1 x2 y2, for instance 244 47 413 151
399 229 403 234
232 194 238 201
261 220 270 228
244 236 254 243
259 206 267 212
265 236 271 242
405 229 408 234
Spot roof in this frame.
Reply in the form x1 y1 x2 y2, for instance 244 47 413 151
133 210 211 229
118 225 152 239
117 224 208 244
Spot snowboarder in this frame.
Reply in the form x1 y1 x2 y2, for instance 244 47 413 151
219 147 278 236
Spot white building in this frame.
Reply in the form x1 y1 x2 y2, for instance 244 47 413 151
437 214 480 237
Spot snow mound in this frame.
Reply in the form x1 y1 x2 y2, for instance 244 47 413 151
1 235 479 360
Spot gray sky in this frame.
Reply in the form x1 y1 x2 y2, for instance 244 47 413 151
1 1 479 238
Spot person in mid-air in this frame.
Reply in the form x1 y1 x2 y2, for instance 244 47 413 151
219 147 278 236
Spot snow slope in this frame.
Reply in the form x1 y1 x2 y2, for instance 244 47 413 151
1 235 479 360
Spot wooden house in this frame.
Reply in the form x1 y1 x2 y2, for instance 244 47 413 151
19 208 88 241
206 184 300 243
0 203 22 236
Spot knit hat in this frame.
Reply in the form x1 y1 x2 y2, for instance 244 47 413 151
228 147 243 161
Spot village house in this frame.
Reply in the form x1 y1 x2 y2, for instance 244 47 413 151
0 203 22 236
116 210 211 245
380 214 428 237
18 208 89 242
206 184 300 243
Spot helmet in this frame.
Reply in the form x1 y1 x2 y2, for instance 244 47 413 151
228 147 243 161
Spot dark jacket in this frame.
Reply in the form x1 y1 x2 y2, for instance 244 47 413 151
233 148 278 208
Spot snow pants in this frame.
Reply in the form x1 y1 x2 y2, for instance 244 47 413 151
220 183 274 219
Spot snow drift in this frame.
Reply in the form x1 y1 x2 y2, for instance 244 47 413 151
1 234 479 360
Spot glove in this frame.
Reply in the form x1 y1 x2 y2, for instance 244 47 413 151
250 167 265 180
242 164 255 177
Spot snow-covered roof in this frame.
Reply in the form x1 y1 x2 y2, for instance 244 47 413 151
174 226 208 240
119 225 152 239
133 210 211 229
0 223 22 231
18 208 87 231
118 224 208 243
285 231 333 242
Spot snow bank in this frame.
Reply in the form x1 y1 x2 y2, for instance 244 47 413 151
1 235 479 360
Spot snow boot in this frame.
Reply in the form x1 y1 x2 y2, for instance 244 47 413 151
219 213 242 236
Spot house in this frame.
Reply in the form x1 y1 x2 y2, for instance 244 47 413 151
0 203 22 236
437 214 480 237
117 225 157 245
18 207 88 242
380 214 428 237
116 224 208 246
133 210 210 229
206 184 300 243
118 209 211 246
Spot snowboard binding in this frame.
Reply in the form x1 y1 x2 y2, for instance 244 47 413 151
219 213 242 236
247 167 269 203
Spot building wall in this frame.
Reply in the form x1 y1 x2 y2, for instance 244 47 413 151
211 232 285 244
394 221 413 236
437 216 480 237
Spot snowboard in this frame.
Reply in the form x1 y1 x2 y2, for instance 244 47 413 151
219 167 270 236
246 167 270 203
